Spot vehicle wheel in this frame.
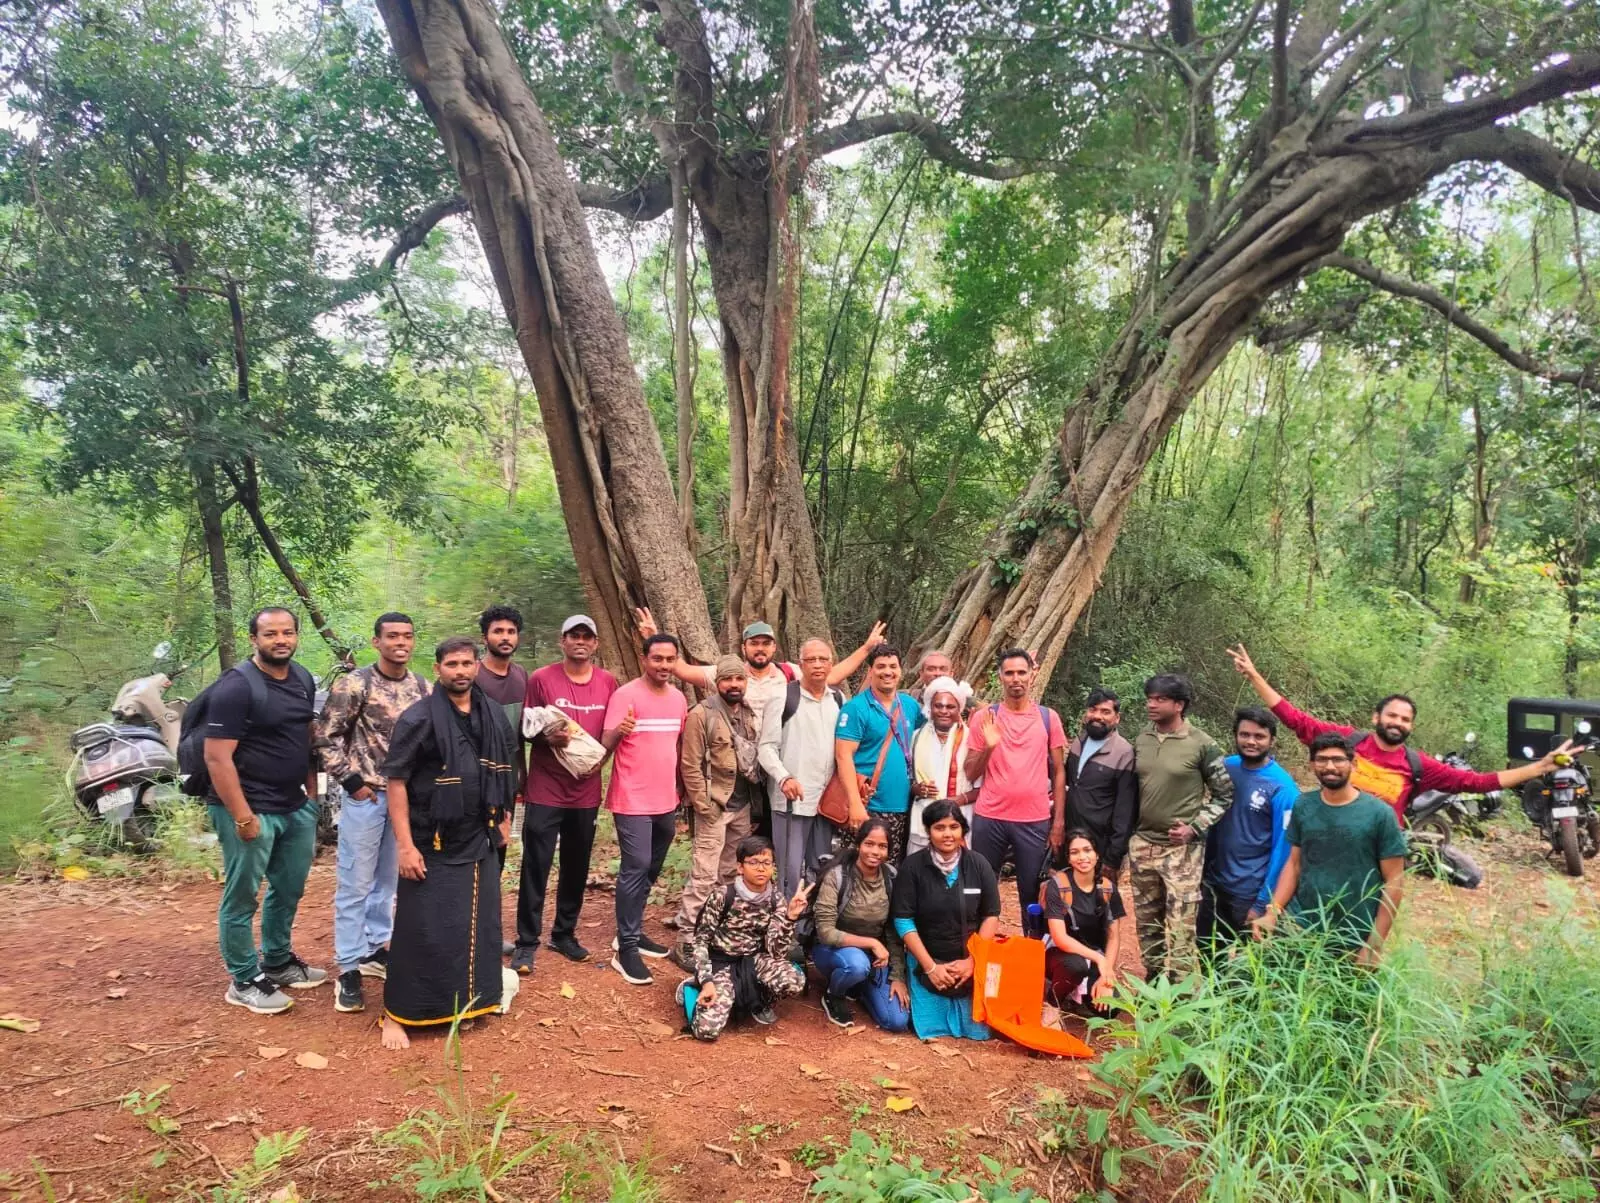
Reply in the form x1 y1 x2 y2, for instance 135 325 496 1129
114 787 160 853
1558 816 1583 877
1586 815 1600 859
1411 812 1453 844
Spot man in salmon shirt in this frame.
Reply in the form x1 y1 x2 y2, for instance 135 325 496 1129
1226 643 1572 825
963 648 1068 913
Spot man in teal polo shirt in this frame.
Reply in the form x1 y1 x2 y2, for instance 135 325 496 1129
835 644 924 862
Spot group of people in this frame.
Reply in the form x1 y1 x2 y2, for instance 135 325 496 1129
200 604 1577 1052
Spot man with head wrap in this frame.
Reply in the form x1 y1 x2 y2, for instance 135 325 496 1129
909 677 978 856
672 655 762 964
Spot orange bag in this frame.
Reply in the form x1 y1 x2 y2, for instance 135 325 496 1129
968 933 1094 1058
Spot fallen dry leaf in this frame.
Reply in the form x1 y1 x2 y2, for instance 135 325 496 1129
257 1046 289 1060
106 987 128 1000
596 1101 629 1112
128 1042 152 1053
559 982 577 1000
876 1078 911 1090
0 1014 41 1034
610 1113 635 1131
772 1157 793 1179
106 969 123 981
536 1017 560 1027
884 1095 918 1113
883 1061 900 1071
293 1051 328 1070
763 1036 788 1046
929 1044 962 1058
92 1133 114 1145
799 1063 828 1080
52 1088 71 1097
56 959 77 969
62 865 91 882
640 1020 675 1039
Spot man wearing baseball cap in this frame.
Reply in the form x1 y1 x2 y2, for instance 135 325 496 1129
510 613 618 975
670 655 764 961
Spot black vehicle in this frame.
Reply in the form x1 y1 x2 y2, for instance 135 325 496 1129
1509 697 1599 878
1407 732 1502 841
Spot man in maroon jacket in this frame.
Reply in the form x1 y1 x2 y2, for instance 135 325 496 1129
1227 643 1572 826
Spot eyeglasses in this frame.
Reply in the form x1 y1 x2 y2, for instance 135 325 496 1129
742 857 775 868
1311 756 1351 766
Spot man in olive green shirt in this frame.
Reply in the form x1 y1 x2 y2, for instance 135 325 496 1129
1130 673 1233 982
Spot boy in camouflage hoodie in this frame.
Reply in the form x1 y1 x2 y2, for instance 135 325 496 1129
679 836 807 1041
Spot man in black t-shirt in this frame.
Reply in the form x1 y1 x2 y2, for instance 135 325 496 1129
204 607 326 1016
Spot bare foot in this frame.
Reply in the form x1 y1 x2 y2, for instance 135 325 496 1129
380 1017 410 1050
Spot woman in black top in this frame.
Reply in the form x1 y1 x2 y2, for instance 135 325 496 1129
891 800 1002 1040
1041 829 1124 1012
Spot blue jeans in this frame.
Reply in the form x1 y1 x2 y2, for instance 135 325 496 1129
811 943 910 1032
332 788 397 972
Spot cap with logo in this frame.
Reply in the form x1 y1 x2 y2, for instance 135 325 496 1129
561 614 598 636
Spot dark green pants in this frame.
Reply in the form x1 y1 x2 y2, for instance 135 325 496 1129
208 803 318 986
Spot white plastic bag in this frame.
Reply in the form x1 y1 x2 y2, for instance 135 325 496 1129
522 705 606 779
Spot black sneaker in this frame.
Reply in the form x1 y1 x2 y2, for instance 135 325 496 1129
613 934 670 959
611 945 654 986
357 948 388 980
548 935 590 963
821 992 854 1028
510 945 536 976
262 954 328 990
750 1002 777 1025
335 969 365 1013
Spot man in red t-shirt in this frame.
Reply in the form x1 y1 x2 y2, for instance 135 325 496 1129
510 615 619 975
963 648 1067 912
1227 643 1572 825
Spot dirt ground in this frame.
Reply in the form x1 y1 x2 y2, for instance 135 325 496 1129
0 816 1595 1203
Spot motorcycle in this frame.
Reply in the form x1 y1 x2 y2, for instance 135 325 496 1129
1408 732 1503 842
1519 717 1598 878
67 644 189 849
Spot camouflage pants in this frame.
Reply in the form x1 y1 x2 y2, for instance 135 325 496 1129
1127 834 1205 982
691 954 805 1041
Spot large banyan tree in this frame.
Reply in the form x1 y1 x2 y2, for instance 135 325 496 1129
372 0 1599 683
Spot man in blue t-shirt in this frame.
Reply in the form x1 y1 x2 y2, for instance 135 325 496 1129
1199 706 1299 961
834 644 924 862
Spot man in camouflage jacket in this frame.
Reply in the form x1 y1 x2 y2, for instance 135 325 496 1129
313 613 430 1014
1129 673 1234 983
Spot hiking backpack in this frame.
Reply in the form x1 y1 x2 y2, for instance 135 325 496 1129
176 660 316 797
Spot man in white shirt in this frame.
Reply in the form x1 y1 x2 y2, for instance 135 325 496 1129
909 676 977 854
758 638 844 897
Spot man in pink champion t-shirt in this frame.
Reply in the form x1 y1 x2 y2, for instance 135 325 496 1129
604 634 687 987
963 648 1068 914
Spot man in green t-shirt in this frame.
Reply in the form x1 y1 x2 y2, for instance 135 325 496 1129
1253 732 1407 965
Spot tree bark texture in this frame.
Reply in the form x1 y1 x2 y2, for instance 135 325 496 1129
193 462 238 670
653 0 829 651
921 49 1600 689
375 0 718 676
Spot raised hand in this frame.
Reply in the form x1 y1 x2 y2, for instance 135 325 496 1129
1226 643 1256 677
634 607 659 640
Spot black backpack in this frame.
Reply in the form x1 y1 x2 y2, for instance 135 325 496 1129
793 854 897 950
781 679 845 724
176 660 315 797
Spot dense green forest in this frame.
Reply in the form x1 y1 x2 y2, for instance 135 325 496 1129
1 0 1597 858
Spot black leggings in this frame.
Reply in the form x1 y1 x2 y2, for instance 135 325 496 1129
1045 946 1103 1008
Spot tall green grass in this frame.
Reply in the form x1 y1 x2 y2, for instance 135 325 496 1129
1059 908 1600 1202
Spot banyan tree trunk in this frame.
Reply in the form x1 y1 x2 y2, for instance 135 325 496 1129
374 0 718 675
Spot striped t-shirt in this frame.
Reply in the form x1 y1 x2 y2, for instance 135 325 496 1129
603 677 687 816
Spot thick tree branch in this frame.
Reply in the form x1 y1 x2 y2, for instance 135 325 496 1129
573 175 674 221
1253 291 1370 350
1448 124 1600 214
811 111 1037 179
1321 253 1596 386
378 194 469 270
1325 50 1600 150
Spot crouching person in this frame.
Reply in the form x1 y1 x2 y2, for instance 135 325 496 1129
812 817 911 1031
679 837 807 1041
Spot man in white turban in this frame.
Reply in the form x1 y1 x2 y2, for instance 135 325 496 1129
909 676 978 855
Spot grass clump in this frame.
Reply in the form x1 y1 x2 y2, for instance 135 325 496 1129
1056 910 1600 1202
809 1131 1034 1201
